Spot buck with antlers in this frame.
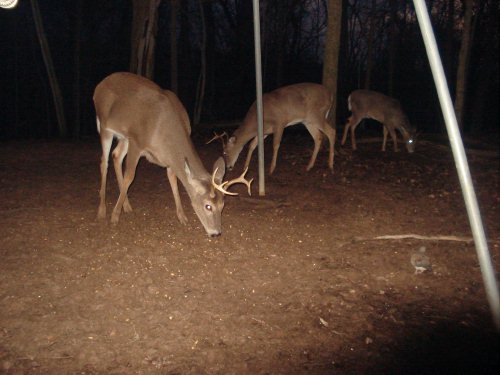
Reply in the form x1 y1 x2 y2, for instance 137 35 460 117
94 72 252 237
341 89 416 153
211 83 336 175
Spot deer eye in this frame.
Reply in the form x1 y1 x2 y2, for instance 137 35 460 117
205 204 212 211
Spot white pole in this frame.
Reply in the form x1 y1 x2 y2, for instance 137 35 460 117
252 0 265 196
413 0 500 331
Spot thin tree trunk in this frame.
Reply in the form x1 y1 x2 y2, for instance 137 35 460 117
275 1 288 88
130 0 160 78
193 0 207 127
322 0 343 126
30 0 67 137
73 0 83 139
387 0 397 95
444 0 455 85
170 0 179 94
364 0 376 89
454 0 473 130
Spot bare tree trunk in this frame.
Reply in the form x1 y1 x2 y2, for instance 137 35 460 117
387 0 397 95
275 1 288 88
130 0 160 78
454 0 473 130
322 0 343 126
170 0 179 94
30 0 67 137
193 0 207 127
73 0 82 139
364 0 376 89
444 0 455 85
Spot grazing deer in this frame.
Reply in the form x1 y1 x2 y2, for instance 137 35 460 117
93 72 252 237
221 83 336 175
341 89 416 152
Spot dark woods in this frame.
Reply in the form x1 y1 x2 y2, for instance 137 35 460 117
0 0 498 140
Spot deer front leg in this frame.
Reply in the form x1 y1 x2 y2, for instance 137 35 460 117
382 126 388 151
111 144 141 224
244 136 259 171
270 127 284 175
382 126 399 152
167 167 188 225
112 139 133 212
243 134 268 172
389 127 399 152
342 116 361 150
350 121 359 150
341 117 351 146
98 131 113 220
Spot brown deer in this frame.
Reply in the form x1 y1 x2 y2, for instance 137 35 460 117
341 89 416 152
93 72 251 237
221 83 336 175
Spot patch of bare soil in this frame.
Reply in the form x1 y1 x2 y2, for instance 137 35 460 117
0 132 499 375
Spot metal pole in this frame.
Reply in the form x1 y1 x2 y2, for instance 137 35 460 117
413 0 500 330
252 0 265 196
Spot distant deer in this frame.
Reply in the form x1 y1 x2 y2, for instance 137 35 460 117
93 72 252 237
218 83 336 175
341 89 416 152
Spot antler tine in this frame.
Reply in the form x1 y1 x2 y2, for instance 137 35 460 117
206 131 228 146
211 167 238 196
222 167 253 196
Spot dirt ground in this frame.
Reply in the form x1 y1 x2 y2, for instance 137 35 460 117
0 129 499 375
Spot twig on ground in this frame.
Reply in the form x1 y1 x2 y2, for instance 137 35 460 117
372 234 474 243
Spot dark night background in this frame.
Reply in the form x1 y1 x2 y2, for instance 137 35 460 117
0 0 498 140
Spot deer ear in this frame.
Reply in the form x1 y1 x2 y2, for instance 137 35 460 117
212 157 225 185
185 158 206 194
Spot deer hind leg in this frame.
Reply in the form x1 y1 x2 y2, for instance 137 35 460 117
304 124 323 171
167 167 188 225
97 130 114 220
321 122 336 170
270 127 284 175
111 142 141 224
112 138 132 212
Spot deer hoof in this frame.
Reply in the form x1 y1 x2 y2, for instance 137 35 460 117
97 208 106 220
123 200 133 213
110 212 120 225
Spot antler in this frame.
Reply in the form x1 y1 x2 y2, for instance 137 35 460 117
206 131 228 146
222 167 253 196
211 167 253 196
